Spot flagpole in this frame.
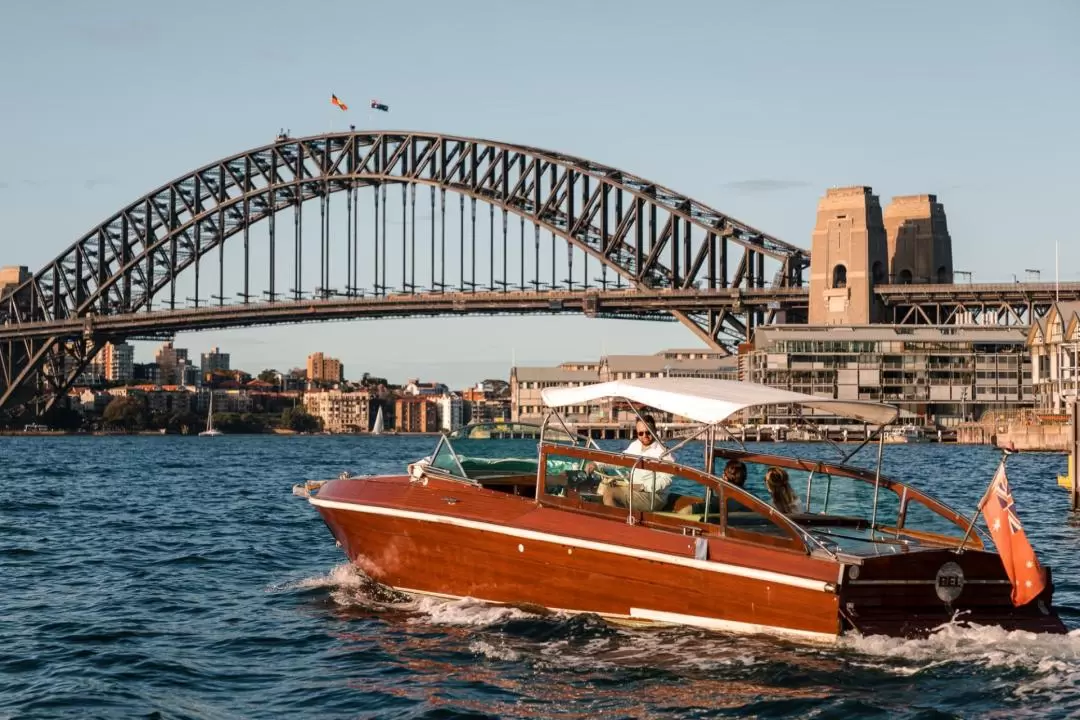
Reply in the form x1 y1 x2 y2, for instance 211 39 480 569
957 450 1011 552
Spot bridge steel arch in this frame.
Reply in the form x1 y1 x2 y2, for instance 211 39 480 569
0 130 808 417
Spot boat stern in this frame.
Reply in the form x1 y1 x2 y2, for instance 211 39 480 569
837 549 1066 637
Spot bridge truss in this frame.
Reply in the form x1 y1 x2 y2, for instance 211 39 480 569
0 130 809 417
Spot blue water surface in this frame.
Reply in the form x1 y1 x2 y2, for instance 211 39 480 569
3 436 1080 719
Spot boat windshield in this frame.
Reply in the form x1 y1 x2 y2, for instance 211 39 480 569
427 423 597 482
447 422 588 444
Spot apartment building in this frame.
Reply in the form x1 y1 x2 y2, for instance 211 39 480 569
510 350 739 423
395 396 440 433
744 325 1031 426
102 342 134 383
306 352 344 385
304 389 372 433
1028 302 1080 413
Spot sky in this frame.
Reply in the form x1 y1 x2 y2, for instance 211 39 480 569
0 0 1077 387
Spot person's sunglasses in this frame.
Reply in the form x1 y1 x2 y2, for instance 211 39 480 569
636 430 652 437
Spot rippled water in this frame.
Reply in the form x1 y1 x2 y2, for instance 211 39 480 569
4 436 1080 718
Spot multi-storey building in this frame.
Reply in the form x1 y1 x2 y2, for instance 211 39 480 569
304 389 372 433
154 342 189 385
102 342 134 383
306 352 344 385
200 346 230 375
510 350 739 424
743 325 1031 426
510 366 599 422
1028 302 1080 413
437 393 464 432
395 396 440 433
461 385 511 423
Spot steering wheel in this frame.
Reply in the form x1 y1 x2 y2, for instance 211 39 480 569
565 468 600 491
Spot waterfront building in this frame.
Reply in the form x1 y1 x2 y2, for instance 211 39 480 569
1028 302 1080 413
743 325 1031 426
154 342 189 385
510 366 599 422
510 350 740 424
304 389 372 433
102 342 134 383
404 379 449 396
306 352 344 385
200 346 230 375
106 385 195 416
461 386 511 424
437 393 464 432
395 396 440 433
133 362 163 384
76 389 110 414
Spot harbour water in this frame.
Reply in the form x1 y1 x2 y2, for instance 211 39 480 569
4 436 1080 718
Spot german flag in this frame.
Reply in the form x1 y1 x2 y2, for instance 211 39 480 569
331 94 348 111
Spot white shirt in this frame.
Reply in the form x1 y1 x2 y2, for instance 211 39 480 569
622 438 674 495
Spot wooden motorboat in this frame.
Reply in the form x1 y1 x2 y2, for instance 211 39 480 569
297 378 1065 640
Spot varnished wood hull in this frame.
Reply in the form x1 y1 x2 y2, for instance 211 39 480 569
309 476 1066 640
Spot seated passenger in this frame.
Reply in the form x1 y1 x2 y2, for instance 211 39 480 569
723 459 747 488
595 414 672 511
676 458 748 516
765 467 800 514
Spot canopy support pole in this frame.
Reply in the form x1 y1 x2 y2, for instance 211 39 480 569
869 431 886 532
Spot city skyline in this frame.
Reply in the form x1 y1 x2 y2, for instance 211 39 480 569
1 1 1077 386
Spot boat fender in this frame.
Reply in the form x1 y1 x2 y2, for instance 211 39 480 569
694 537 708 561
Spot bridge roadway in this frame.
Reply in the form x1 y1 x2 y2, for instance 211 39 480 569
876 281 1080 303
0 287 808 342
5 280 1080 343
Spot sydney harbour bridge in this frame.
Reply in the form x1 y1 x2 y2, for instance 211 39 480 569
1 130 1076 417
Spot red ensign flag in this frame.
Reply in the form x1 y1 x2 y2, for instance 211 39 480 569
331 94 348 111
981 461 1046 606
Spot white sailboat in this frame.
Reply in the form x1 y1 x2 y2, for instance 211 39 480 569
371 406 384 435
199 392 223 437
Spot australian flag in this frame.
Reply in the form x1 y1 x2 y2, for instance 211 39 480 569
370 100 389 112
981 460 1046 606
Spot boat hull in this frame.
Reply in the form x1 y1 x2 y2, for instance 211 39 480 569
309 476 1066 639
312 477 843 641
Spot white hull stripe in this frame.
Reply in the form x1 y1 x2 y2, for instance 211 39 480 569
310 497 832 593
628 608 838 643
394 585 837 642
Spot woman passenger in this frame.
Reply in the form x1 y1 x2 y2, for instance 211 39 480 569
722 459 746 488
765 467 800 514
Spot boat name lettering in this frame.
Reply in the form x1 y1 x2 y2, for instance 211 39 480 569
935 561 965 603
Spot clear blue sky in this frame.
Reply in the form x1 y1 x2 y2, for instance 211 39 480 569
1 0 1077 387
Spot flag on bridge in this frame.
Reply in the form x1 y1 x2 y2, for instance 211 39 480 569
981 459 1046 606
370 100 390 112
331 94 349 111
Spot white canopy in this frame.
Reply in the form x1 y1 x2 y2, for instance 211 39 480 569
540 377 898 426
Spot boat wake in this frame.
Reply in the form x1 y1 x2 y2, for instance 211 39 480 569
843 622 1080 702
275 563 539 626
280 564 1080 707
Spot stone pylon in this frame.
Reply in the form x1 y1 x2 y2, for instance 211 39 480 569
883 195 953 284
808 186 888 325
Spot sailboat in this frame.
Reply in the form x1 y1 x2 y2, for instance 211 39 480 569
199 392 223 437
371 406 384 435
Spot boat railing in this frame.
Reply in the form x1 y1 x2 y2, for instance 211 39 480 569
535 442 833 557
711 446 988 550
